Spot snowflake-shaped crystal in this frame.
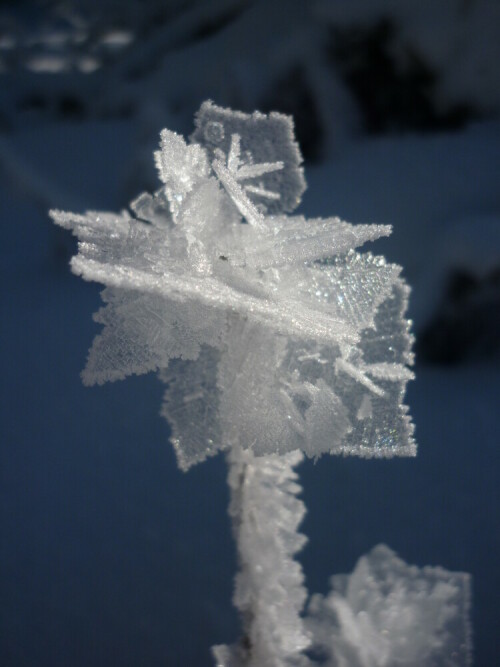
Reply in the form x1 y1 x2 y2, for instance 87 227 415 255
51 100 415 470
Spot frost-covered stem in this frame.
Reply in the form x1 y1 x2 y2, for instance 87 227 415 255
213 447 310 667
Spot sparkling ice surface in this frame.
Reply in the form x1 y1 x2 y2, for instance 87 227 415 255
51 101 416 469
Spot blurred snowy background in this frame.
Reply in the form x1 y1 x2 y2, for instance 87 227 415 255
0 0 498 665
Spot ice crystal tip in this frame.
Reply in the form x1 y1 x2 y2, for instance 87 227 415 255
53 100 416 468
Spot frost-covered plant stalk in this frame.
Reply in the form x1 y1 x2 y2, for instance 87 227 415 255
52 102 471 666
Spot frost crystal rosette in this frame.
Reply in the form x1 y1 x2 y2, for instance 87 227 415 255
51 100 416 470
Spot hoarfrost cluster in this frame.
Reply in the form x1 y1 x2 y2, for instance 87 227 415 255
51 100 415 468
306 544 471 667
52 102 471 666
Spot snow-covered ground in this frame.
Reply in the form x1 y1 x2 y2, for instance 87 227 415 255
1 2 499 666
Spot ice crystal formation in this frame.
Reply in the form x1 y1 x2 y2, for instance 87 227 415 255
306 545 472 667
52 102 471 667
51 100 416 469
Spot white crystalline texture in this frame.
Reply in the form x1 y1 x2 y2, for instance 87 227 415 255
83 288 227 386
213 447 310 667
306 545 472 667
154 129 209 221
190 100 306 215
50 100 416 468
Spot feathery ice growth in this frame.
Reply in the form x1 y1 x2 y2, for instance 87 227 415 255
52 102 471 666
51 100 416 466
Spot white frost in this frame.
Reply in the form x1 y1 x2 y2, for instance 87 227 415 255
51 100 416 467
213 447 310 667
306 544 472 667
